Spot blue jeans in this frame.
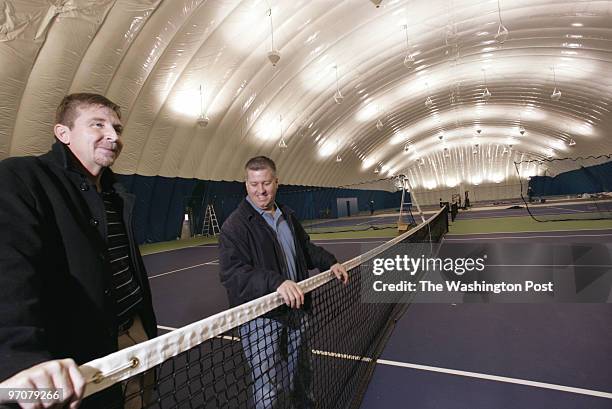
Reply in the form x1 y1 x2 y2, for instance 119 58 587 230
240 312 314 409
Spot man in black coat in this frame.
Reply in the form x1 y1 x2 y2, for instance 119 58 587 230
219 156 348 409
0 93 157 408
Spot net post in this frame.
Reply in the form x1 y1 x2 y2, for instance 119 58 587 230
404 177 426 224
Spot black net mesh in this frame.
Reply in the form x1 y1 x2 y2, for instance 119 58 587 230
514 155 612 222
81 207 449 409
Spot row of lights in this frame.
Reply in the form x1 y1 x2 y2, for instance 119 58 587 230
196 1 580 175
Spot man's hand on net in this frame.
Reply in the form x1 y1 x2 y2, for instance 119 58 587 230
276 280 304 309
0 358 85 409
330 263 349 284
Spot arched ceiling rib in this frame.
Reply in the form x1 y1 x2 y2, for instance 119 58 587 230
1 0 611 190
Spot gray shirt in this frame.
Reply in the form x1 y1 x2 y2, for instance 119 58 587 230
246 196 298 281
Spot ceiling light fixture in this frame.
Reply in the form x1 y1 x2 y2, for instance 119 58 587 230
551 66 562 101
568 138 576 147
370 0 383 8
425 82 433 108
443 147 450 157
402 24 414 69
404 143 411 153
375 118 384 130
335 138 342 162
333 65 344 104
278 115 287 150
197 84 209 127
266 9 281 67
482 69 491 102
494 0 509 44
519 126 526 136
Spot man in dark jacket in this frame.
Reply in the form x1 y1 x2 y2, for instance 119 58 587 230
219 156 348 409
0 93 157 408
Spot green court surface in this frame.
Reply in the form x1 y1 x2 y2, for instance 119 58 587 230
448 215 612 235
140 214 612 255
139 227 399 255
140 236 218 255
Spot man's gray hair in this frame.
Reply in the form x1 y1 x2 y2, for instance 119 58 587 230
245 156 276 176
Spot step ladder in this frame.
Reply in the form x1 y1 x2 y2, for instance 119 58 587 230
201 204 220 237
397 176 423 232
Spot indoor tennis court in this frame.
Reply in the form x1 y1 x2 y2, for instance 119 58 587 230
2 0 612 408
133 202 612 408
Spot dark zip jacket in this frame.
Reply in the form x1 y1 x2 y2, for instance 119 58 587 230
218 199 337 310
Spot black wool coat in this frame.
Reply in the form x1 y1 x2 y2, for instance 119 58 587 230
218 199 337 309
0 142 157 381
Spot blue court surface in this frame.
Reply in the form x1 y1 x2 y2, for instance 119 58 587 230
455 200 612 220
142 224 612 408
359 228 612 409
144 238 386 328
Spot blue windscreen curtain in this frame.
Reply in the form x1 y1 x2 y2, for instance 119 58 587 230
529 160 612 196
116 175 405 244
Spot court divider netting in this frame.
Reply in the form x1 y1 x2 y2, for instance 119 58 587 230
79 206 449 409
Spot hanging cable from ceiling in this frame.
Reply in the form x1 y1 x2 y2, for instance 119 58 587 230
266 8 280 67
402 24 414 69
551 65 562 101
333 65 344 104
278 114 287 150
482 68 491 102
197 84 209 127
495 0 509 44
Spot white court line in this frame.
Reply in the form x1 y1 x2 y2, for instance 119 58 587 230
445 233 612 241
545 206 587 213
376 359 612 400
141 243 218 256
356 220 375 225
153 325 612 399
355 219 394 226
446 227 612 237
148 259 218 279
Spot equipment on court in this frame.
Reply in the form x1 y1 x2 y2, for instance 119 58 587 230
79 207 449 409
396 175 417 232
201 204 220 237
515 155 612 222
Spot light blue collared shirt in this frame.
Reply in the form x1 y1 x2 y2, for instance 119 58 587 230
246 196 298 281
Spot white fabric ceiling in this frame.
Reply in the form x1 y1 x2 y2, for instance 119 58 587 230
1 0 611 189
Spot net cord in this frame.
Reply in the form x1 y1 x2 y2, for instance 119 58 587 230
79 208 447 398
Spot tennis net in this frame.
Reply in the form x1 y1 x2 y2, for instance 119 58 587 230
79 206 449 409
